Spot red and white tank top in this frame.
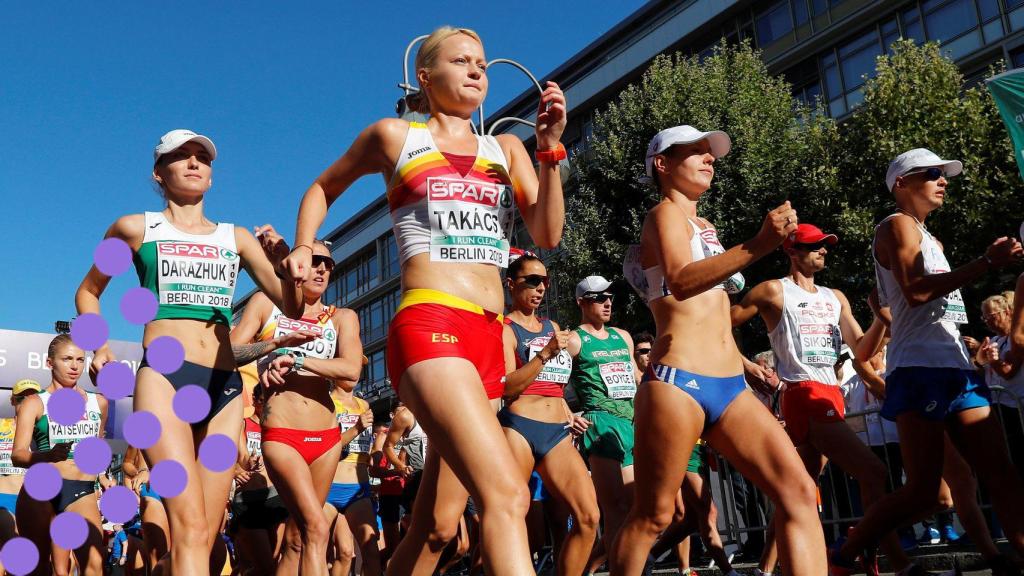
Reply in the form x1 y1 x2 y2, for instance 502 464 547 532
257 305 338 361
387 122 517 268
768 277 842 385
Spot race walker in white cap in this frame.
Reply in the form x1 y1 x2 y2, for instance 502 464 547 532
610 126 827 576
565 273 643 574
830 148 1024 576
74 129 302 575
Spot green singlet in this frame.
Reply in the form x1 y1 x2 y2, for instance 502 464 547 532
570 327 636 420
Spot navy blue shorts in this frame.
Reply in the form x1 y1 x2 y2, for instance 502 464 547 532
880 367 990 421
498 408 570 462
644 364 746 429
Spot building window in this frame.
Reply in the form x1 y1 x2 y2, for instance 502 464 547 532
383 233 400 279
756 0 795 46
922 0 979 43
339 249 382 305
356 287 401 345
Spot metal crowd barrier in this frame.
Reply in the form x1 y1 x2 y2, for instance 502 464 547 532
703 385 1024 553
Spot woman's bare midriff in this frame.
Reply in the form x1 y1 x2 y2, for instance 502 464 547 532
401 255 505 313
508 395 569 424
261 373 335 431
143 319 236 370
54 460 96 482
649 289 744 377
333 461 370 485
0 475 23 494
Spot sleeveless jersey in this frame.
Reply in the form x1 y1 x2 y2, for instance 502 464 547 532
257 305 339 361
133 211 239 325
399 420 428 472
33 390 102 457
507 317 572 397
0 418 24 476
243 418 262 458
334 395 373 465
387 122 517 267
625 218 744 304
873 214 970 372
570 327 636 420
986 335 1024 407
768 278 843 385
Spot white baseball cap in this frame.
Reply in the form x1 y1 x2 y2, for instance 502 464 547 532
153 129 217 163
644 125 731 179
884 148 962 191
576 275 613 298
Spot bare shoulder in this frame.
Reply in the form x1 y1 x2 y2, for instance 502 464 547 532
333 307 358 328
110 213 146 245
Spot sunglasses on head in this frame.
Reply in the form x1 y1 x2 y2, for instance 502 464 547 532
583 292 613 303
516 274 549 288
902 167 944 182
794 241 829 252
312 255 335 270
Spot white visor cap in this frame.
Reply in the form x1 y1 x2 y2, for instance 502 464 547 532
644 125 731 179
154 129 217 163
885 148 962 191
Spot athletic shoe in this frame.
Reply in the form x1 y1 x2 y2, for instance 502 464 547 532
918 526 941 545
940 524 962 544
900 531 919 551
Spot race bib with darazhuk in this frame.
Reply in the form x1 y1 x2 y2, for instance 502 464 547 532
156 242 239 310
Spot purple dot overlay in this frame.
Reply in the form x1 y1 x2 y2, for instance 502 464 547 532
73 437 112 475
151 460 187 498
48 388 85 426
50 512 88 550
70 313 108 351
100 486 137 523
146 336 184 374
24 463 61 501
93 238 132 276
120 287 158 325
199 434 236 472
0 537 39 575
123 411 161 449
173 385 211 424
97 362 134 400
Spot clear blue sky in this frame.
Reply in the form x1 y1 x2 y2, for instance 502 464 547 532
1 2 643 341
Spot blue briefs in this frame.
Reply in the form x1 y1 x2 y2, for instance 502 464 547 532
498 408 571 462
139 482 162 502
327 482 372 513
644 364 747 429
0 492 16 514
881 367 990 421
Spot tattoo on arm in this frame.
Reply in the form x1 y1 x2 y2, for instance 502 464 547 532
232 341 278 365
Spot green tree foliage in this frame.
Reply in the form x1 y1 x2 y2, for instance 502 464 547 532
556 40 839 347
557 38 1023 350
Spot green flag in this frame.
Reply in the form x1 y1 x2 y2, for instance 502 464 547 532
986 68 1024 180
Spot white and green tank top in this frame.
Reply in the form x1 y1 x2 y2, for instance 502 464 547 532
133 211 239 325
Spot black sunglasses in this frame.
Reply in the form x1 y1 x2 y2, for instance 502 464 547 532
516 274 549 288
583 293 613 303
793 241 829 252
635 348 651 356
903 167 944 182
312 255 336 270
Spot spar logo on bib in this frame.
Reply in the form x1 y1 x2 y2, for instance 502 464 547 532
278 316 325 337
428 179 505 207
159 243 221 259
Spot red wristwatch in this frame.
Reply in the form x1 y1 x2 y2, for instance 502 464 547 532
534 142 567 164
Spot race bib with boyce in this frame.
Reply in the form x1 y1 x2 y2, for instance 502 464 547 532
599 361 637 399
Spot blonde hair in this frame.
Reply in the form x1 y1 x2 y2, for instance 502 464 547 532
407 26 483 114
982 290 1015 314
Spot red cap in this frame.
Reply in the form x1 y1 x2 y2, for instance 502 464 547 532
783 223 838 250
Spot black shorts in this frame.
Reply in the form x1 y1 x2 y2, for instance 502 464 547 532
231 488 289 531
378 494 407 524
400 470 424 513
141 357 243 427
51 479 95 513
